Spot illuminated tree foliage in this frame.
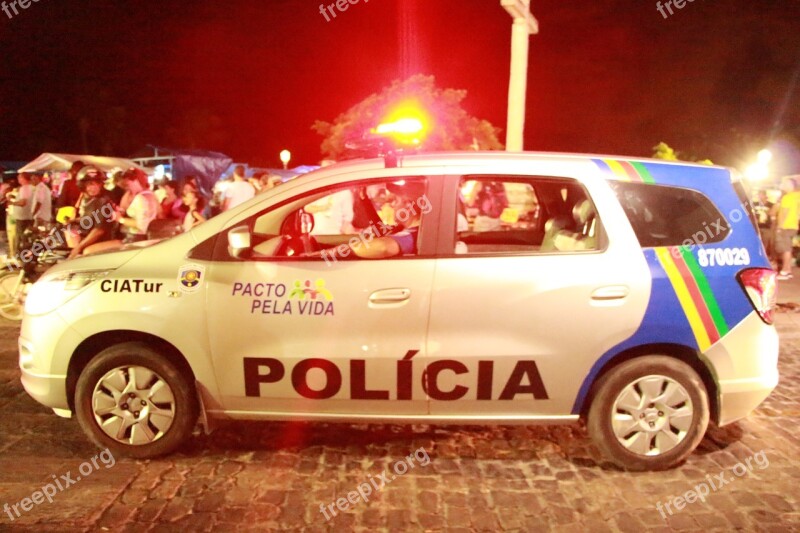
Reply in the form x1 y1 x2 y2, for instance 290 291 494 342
653 142 713 165
313 74 503 160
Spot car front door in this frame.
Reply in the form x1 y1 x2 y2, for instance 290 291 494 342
204 175 440 418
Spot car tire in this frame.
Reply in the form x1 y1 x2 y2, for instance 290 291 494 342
587 356 709 471
75 342 198 459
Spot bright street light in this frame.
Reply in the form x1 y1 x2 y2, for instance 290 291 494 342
744 148 773 182
280 149 291 170
745 163 769 182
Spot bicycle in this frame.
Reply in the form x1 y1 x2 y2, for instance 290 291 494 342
0 223 70 321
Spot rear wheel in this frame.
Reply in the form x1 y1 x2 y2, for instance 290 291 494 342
75 343 198 458
587 356 709 471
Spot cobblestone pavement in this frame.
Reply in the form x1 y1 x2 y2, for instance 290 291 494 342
0 315 798 533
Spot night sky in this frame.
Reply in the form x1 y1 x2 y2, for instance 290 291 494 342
1 0 799 174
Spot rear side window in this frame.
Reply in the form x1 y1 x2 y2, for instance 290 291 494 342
454 176 603 254
609 182 730 248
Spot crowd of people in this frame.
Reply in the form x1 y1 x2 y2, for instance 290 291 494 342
756 175 800 280
0 161 283 261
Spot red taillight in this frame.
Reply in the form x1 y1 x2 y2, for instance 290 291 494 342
738 268 777 324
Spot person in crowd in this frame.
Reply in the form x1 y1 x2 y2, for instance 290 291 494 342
775 176 800 280
184 175 201 193
248 174 262 194
116 168 159 243
31 174 53 224
3 178 18 257
307 189 355 235
755 190 774 258
159 180 185 220
258 173 282 194
68 166 116 259
182 188 207 232
6 173 35 253
470 180 508 232
108 171 126 206
57 160 84 209
222 165 255 211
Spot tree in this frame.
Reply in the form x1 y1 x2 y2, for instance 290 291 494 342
313 75 503 160
652 142 679 161
652 142 713 165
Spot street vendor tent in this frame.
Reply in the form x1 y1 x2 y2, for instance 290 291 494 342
19 153 147 174
170 150 233 196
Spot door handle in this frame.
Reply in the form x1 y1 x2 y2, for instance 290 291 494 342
591 286 629 301
369 288 411 305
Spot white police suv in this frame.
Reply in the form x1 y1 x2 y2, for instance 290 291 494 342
19 152 778 470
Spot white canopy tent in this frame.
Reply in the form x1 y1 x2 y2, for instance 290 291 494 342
19 153 148 174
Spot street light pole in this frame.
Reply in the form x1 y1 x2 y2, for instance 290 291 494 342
501 0 538 152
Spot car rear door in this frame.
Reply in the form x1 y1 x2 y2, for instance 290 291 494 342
424 171 652 420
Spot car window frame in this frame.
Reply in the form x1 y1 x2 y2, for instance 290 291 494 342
200 175 444 263
434 174 608 258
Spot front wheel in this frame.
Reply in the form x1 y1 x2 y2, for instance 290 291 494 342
75 343 198 458
587 356 709 471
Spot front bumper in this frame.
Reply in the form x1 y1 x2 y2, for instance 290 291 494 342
18 312 81 412
20 336 69 411
704 311 780 426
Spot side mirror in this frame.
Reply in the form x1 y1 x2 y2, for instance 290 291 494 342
227 225 252 258
299 210 314 235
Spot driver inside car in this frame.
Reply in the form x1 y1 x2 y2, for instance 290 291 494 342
273 180 428 261
346 180 426 259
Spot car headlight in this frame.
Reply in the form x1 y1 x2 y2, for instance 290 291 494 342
25 269 113 316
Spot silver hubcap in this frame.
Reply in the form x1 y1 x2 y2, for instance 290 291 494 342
611 375 693 456
92 366 176 445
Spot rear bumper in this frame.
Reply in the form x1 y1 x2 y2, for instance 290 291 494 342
703 311 779 426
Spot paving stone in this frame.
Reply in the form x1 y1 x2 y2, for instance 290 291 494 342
0 314 798 530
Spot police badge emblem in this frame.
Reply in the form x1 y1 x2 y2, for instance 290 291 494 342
178 263 205 293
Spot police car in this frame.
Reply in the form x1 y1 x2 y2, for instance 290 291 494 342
18 152 778 471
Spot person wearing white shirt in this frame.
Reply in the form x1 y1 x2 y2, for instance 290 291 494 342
116 169 158 242
307 189 355 235
7 173 35 252
31 174 52 223
222 165 255 212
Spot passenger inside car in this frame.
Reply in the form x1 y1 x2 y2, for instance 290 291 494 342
456 177 600 254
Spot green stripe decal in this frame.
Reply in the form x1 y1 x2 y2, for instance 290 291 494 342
630 161 656 184
679 247 729 336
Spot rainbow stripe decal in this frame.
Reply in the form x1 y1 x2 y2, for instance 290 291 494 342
592 159 656 184
654 246 729 351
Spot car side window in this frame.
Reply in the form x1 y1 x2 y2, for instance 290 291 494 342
609 181 730 248
455 176 601 254
243 177 430 261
